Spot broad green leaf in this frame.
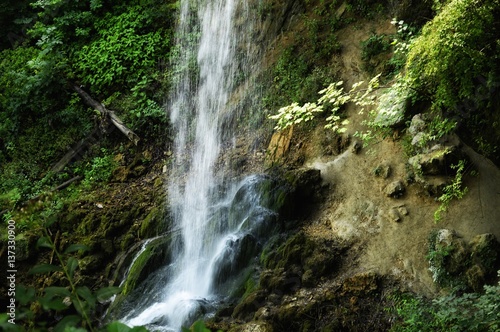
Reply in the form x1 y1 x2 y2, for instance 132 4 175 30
54 315 81 332
37 236 54 249
39 298 68 311
44 286 71 298
76 286 96 309
64 244 90 254
62 327 87 332
16 285 36 306
106 321 131 332
191 321 211 332
67 257 79 279
28 264 63 275
72 296 87 316
0 313 23 331
96 286 122 302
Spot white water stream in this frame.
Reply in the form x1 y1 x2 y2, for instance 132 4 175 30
120 1 262 331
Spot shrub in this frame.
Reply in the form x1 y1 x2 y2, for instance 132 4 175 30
406 0 500 113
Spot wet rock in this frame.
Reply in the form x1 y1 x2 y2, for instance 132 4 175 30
283 168 323 219
232 290 267 321
212 234 260 288
322 133 350 156
259 268 301 294
422 176 448 196
384 180 405 198
435 229 469 274
428 229 469 287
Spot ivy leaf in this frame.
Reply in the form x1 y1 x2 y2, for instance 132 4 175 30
29 264 63 275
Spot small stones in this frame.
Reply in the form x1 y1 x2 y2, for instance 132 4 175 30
397 205 409 216
373 164 391 179
384 180 405 198
351 141 362 154
388 208 401 222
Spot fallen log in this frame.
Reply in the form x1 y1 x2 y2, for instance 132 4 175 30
73 84 140 146
50 128 101 173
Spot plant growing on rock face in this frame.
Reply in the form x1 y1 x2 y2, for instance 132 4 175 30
434 160 468 222
390 272 500 331
269 75 382 134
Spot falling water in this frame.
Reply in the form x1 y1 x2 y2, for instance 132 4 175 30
118 1 270 331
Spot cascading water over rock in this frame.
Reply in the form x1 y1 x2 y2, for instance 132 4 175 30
113 1 287 331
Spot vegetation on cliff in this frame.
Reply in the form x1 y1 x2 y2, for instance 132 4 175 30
1 0 500 331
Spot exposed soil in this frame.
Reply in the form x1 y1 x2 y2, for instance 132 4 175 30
294 19 500 298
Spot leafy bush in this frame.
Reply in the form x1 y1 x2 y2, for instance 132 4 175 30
270 76 382 133
72 5 169 95
0 229 134 332
434 160 468 222
406 0 500 113
81 150 118 188
390 276 500 331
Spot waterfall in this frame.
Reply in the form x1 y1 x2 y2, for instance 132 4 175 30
117 1 273 331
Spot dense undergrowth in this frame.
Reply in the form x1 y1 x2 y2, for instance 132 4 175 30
1 0 500 331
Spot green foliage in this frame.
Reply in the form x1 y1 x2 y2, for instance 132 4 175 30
434 160 468 222
81 150 118 188
11 229 125 332
388 19 417 74
426 230 454 286
269 81 345 133
361 33 391 73
72 5 168 95
182 320 220 332
406 0 500 113
270 76 383 134
390 276 500 331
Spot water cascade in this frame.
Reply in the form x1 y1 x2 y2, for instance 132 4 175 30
115 1 282 331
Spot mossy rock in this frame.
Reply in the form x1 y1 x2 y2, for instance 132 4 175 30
469 233 500 272
264 232 340 279
139 206 168 238
232 290 267 321
120 234 174 296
